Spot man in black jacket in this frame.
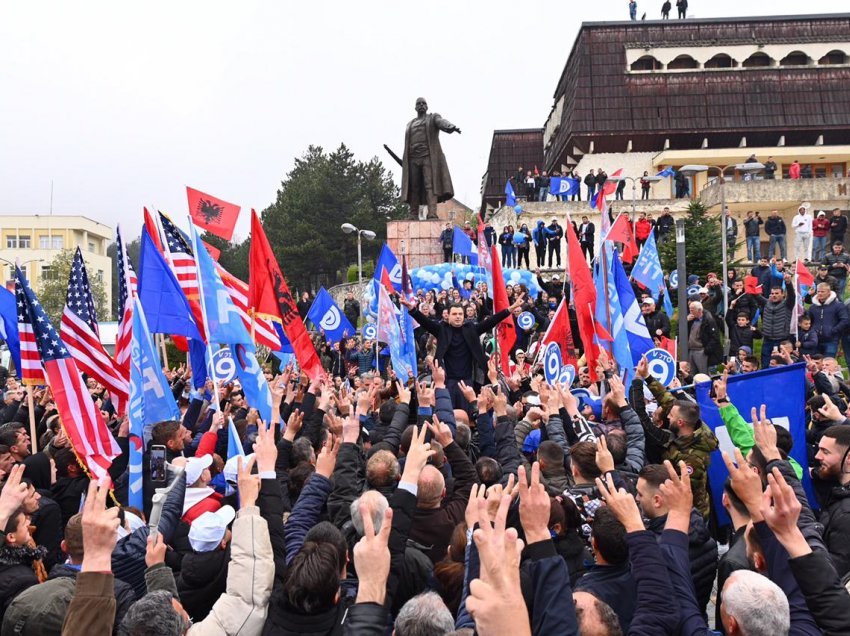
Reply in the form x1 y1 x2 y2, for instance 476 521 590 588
578 216 595 262
637 463 717 617
343 291 360 329
640 298 670 338
546 219 564 268
813 424 850 579
765 210 787 261
402 294 523 406
829 207 847 246
654 207 674 243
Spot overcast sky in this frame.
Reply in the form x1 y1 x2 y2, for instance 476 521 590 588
0 1 835 242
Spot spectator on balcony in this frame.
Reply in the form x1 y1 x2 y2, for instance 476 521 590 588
615 179 626 201
724 208 738 251
640 171 652 200
532 220 547 268
674 171 687 198
801 164 813 179
583 169 597 200
788 160 801 180
765 210 787 261
813 211 831 262
830 208 847 246
515 223 532 269
655 207 675 243
546 218 564 268
536 171 550 203
524 171 536 202
764 156 777 179
515 165 524 190
596 169 608 194
823 242 850 299
499 225 515 269
629 0 637 20
743 211 763 263
676 0 687 18
635 212 653 249
570 170 582 201
792 205 813 262
661 0 671 18
578 215 595 262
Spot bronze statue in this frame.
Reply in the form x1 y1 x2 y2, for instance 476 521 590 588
400 97 461 220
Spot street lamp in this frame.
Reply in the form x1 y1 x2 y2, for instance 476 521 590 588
0 258 44 285
678 162 764 354
675 219 688 364
608 174 663 222
341 223 376 283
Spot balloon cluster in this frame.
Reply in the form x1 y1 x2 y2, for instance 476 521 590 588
360 263 543 324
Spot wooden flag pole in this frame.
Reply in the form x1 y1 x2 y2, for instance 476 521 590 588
26 389 38 453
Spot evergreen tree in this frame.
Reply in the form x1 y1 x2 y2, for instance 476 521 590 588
659 200 724 280
258 144 407 293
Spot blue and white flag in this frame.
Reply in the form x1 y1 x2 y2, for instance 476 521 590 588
631 233 666 304
374 244 403 293
656 167 675 178
190 223 248 345
306 288 355 344
505 180 516 207
398 306 418 380
227 416 246 462
611 250 654 364
594 246 632 373
695 363 813 527
229 343 273 423
550 176 580 197
128 296 180 509
452 227 478 265
376 283 414 379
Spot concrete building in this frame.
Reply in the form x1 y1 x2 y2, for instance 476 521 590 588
0 215 113 309
480 13 850 261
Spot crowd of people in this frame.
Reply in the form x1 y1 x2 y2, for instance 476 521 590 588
4 215 850 635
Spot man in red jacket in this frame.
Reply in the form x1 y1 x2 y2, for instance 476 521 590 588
635 212 653 249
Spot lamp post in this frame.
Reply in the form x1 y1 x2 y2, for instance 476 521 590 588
608 174 663 223
675 219 688 364
340 223 376 283
678 162 764 355
0 258 44 285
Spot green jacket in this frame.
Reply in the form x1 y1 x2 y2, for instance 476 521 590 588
719 403 803 480
665 423 719 519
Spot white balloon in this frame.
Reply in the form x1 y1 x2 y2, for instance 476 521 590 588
440 280 451 290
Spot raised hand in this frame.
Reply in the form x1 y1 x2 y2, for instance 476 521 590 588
595 435 615 474
0 465 29 525
395 380 412 405
428 415 454 448
402 424 435 484
415 378 434 408
353 504 394 605
81 479 121 572
458 380 477 404
430 359 446 388
283 409 304 442
751 405 780 462
761 467 810 558
315 434 340 479
517 463 551 544
658 460 693 534
722 448 764 521
253 419 278 474
237 455 260 509
818 394 843 422
595 472 644 533
712 370 729 405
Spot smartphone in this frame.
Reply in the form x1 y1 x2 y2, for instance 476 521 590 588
150 445 167 484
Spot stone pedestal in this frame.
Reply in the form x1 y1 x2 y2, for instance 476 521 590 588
387 220 446 269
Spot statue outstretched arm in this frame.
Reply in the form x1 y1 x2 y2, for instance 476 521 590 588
433 113 461 134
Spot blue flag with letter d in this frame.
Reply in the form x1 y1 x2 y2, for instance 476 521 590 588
695 363 813 527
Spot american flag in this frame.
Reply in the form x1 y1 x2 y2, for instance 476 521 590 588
216 264 281 350
158 212 207 340
115 225 138 376
16 275 46 385
16 266 120 480
60 248 129 415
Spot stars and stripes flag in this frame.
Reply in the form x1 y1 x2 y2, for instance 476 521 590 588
16 266 120 480
115 225 138 376
16 275 46 385
60 248 129 414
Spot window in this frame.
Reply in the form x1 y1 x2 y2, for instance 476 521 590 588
39 237 49 249
819 50 848 65
742 52 772 68
88 241 95 253
704 54 736 69
41 265 56 282
6 237 17 249
630 56 662 71
96 270 104 282
780 51 809 66
667 54 699 70
18 236 30 249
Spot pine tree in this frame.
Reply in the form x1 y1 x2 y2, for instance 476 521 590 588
658 200 724 280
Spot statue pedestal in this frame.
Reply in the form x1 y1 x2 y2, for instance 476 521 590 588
387 220 446 269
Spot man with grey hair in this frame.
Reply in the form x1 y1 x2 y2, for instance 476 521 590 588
686 301 721 374
349 490 389 537
719 570 790 636
394 591 455 636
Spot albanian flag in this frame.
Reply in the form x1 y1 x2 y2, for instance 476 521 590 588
187 186 241 241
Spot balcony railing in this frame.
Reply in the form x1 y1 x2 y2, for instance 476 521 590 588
700 177 850 208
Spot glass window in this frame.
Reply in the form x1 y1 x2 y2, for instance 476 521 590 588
39 236 50 249
6 237 17 249
41 266 56 281
88 241 95 253
96 270 104 282
52 236 63 249
18 236 30 249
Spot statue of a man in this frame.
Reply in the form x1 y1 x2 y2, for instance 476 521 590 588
401 97 461 220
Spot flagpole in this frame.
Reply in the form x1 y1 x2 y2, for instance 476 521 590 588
188 217 221 411
159 334 169 368
26 389 38 453
600 247 614 358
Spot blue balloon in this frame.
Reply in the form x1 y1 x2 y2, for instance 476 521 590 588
514 205 523 213
513 232 527 244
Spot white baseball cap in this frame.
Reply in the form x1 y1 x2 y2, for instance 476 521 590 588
185 454 213 486
188 505 236 552
223 453 255 484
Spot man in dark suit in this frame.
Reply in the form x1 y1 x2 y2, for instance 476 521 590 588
578 215 595 262
400 294 525 406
